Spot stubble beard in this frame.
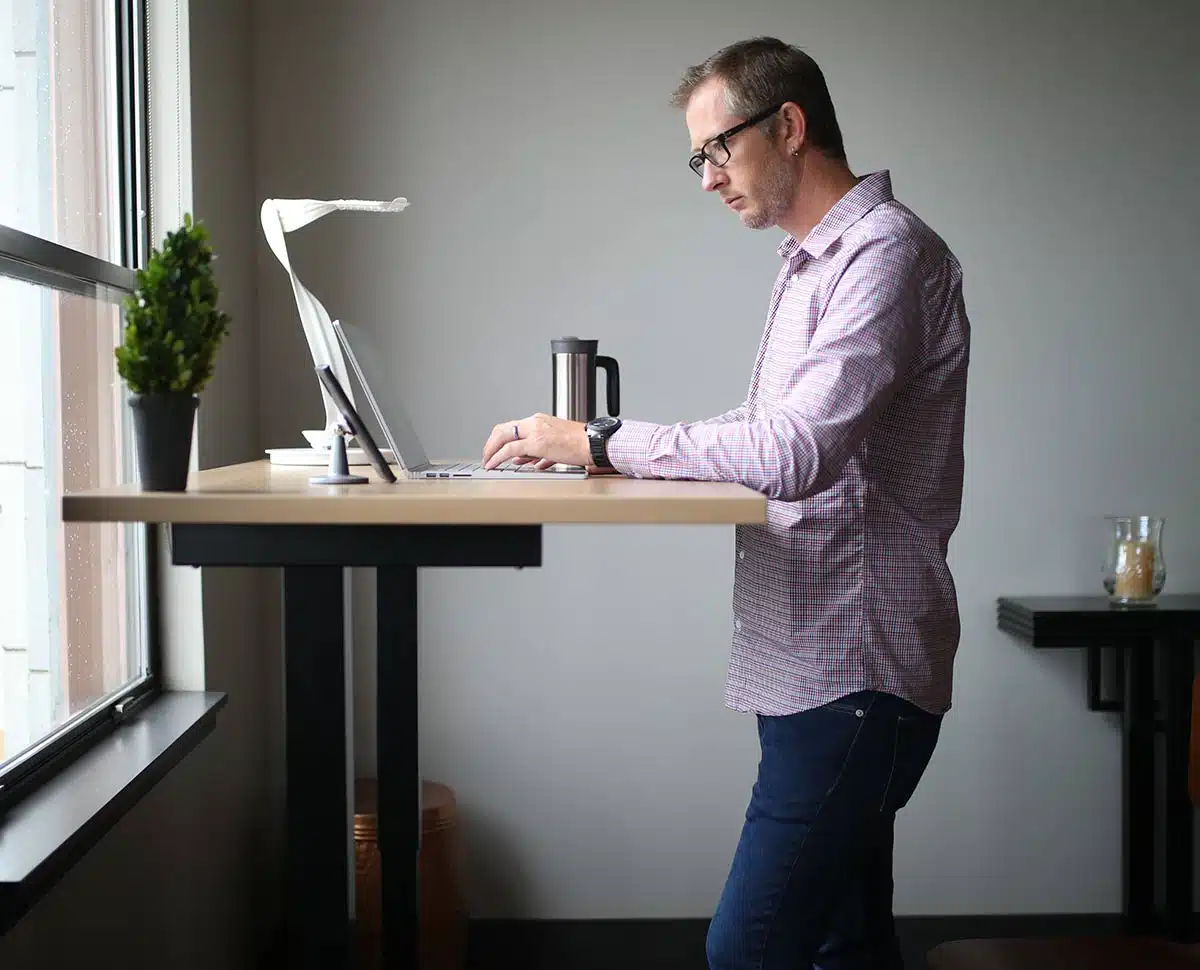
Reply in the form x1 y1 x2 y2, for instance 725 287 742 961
742 152 795 231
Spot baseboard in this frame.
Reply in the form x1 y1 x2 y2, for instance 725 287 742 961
466 914 1128 969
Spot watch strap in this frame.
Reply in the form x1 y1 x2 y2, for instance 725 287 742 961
587 418 620 468
589 429 613 468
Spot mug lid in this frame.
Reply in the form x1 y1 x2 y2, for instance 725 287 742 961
551 336 597 355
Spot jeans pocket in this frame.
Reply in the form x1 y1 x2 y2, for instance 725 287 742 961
821 690 875 718
879 712 941 814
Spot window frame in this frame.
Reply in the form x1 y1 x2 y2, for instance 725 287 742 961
0 0 160 815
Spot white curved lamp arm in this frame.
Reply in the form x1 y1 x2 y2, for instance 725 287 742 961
259 196 409 443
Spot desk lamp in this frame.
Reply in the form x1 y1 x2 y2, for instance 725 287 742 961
260 196 409 460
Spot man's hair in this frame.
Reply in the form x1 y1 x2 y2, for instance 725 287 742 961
670 37 846 162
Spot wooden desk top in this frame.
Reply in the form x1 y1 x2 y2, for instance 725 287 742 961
61 460 767 526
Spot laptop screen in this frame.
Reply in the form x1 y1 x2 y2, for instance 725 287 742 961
332 320 430 471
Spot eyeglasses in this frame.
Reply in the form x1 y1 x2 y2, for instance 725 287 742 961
688 103 784 177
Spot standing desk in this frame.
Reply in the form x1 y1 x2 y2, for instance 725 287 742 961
63 459 766 968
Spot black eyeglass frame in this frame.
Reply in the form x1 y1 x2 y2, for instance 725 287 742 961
688 103 785 177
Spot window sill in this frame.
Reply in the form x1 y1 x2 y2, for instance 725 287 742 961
0 690 227 934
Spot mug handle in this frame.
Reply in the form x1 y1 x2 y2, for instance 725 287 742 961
596 356 620 416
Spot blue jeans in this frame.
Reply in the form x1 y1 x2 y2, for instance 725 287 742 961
706 690 943 970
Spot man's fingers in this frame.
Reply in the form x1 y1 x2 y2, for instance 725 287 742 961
485 440 527 469
482 430 502 464
483 419 523 464
484 442 510 469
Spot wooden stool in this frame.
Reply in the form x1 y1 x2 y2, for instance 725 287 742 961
354 778 467 970
926 937 1200 969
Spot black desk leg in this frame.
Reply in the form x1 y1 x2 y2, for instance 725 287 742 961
377 566 419 969
283 566 349 968
1122 641 1156 935
1165 637 1195 942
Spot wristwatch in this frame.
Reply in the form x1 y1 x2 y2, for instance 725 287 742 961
586 416 622 468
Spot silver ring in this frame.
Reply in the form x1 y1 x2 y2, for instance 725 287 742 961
513 423 520 441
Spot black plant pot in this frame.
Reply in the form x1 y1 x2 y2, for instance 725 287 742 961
129 392 198 491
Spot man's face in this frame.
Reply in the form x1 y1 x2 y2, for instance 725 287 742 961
685 79 794 231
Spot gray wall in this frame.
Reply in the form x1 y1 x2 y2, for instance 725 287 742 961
190 0 279 945
0 0 277 965
255 0 1200 920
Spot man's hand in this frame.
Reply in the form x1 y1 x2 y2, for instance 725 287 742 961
482 413 616 473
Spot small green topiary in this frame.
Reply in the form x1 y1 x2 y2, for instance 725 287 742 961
115 212 231 395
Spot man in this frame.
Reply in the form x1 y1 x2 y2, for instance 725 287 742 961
482 36 969 970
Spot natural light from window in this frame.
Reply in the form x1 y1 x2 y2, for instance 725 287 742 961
0 0 123 260
0 0 148 769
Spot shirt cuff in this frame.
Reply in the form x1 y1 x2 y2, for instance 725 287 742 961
604 420 660 479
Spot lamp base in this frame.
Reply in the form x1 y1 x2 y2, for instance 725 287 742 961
310 430 368 485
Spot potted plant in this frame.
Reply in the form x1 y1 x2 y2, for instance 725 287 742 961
115 213 231 490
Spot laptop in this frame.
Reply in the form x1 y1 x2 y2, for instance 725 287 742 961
332 319 588 480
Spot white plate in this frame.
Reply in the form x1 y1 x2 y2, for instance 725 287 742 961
266 446 396 467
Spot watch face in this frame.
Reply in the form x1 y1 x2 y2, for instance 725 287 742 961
590 416 620 433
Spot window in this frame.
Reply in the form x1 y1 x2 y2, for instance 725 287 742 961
0 0 124 262
0 0 155 804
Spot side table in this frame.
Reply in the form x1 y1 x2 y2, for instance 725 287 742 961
997 594 1200 941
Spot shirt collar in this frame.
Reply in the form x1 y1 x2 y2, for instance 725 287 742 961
777 169 894 262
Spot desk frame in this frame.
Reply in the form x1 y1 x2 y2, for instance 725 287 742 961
173 523 543 969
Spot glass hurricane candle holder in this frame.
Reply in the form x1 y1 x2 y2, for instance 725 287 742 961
1102 515 1166 607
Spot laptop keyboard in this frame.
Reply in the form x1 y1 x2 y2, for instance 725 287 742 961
421 461 582 478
